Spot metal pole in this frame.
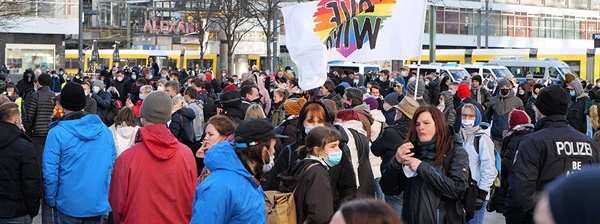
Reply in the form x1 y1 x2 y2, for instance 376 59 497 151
127 5 131 49
78 0 83 71
485 0 489 48
429 5 436 63
477 8 481 49
272 9 278 73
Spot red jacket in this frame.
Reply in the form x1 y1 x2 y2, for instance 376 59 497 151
109 124 198 224
131 99 143 117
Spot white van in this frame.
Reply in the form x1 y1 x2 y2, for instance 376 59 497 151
488 57 573 82
407 63 470 82
462 63 514 80
327 62 381 75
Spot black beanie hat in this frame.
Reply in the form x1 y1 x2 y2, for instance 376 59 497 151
472 75 482 85
60 83 86 111
547 167 600 224
38 73 52 86
535 85 569 116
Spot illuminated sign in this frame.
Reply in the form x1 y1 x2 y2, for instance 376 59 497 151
143 19 198 34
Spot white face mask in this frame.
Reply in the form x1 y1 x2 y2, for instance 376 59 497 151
263 150 275 173
157 86 164 91
383 104 390 112
304 125 316 134
116 77 124 82
461 119 475 128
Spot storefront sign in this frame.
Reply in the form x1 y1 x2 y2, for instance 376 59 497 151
143 19 198 34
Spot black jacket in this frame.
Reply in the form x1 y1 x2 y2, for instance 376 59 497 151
566 96 589 134
112 78 131 104
169 108 197 146
384 107 398 125
505 116 599 224
85 96 98 115
0 122 41 218
347 128 375 198
279 159 334 224
490 126 534 213
524 96 536 124
280 117 299 147
427 80 440 105
372 117 410 173
91 90 113 125
25 86 55 137
380 145 470 224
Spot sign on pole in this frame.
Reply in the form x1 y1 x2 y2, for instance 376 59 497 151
113 41 120 63
90 40 99 62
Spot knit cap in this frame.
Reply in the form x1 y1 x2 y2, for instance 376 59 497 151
140 91 173 124
284 98 307 116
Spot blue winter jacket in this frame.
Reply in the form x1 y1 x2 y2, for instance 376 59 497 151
190 142 266 224
42 114 117 218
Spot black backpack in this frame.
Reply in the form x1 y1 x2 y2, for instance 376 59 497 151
201 96 216 121
104 99 121 127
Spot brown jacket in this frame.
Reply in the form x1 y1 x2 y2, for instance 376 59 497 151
354 103 374 138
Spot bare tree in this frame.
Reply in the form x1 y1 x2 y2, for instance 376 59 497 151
214 0 255 75
0 0 39 30
248 0 283 73
181 0 219 71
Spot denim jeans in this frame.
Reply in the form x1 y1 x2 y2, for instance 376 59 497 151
0 215 32 224
467 200 488 224
374 178 385 201
53 209 104 224
385 192 404 217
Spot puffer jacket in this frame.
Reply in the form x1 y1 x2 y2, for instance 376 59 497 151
487 90 523 141
380 141 470 224
24 86 54 137
191 141 266 224
169 108 197 146
0 122 41 218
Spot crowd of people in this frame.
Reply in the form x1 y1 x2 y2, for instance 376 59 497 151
1 60 600 224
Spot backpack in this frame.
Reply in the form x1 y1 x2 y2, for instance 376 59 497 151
472 132 502 214
443 146 478 221
265 163 318 224
104 99 122 127
201 95 216 121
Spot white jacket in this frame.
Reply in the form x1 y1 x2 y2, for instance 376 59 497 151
338 120 365 187
368 109 385 178
460 126 497 198
109 123 140 156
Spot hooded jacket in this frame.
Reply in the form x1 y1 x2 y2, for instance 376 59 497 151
92 90 113 126
369 109 386 142
170 108 197 146
321 92 343 110
380 135 470 224
459 107 497 196
191 141 266 224
487 79 524 141
42 114 117 218
0 122 40 218
372 116 411 173
279 159 334 224
566 81 589 134
109 124 198 224
505 115 599 224
109 123 140 155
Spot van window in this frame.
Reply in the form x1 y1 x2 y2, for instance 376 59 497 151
491 68 513 79
482 69 493 78
465 68 479 75
364 66 379 74
329 66 359 75
449 69 470 81
418 68 437 76
508 66 545 79
548 67 560 79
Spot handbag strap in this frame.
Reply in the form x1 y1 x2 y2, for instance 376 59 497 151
291 163 320 195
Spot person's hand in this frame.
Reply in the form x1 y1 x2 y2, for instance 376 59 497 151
395 143 414 164
404 157 422 172
126 98 134 108
216 107 223 115
394 83 403 95
196 141 210 158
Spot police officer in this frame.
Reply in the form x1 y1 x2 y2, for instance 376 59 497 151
504 85 599 224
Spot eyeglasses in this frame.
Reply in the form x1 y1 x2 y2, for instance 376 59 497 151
461 114 476 119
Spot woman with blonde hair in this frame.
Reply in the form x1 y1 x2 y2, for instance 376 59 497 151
169 96 196 147
244 104 266 120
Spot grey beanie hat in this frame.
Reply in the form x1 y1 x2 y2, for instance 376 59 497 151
384 92 401 106
140 91 173 124
92 80 105 90
406 80 425 98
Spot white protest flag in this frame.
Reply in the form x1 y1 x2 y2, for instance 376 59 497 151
282 0 427 90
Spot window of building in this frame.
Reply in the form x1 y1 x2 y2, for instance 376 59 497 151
5 44 55 74
552 18 564 38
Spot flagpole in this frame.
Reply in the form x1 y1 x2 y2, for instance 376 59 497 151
413 0 429 101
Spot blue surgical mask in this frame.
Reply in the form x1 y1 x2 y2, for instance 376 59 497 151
570 91 576 97
139 93 145 100
325 151 343 167
401 71 407 77
148 75 153 80
379 76 384 81
132 75 137 80
92 86 100 94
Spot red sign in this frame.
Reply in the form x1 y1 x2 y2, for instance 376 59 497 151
143 19 198 34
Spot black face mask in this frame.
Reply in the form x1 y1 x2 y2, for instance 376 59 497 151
500 89 510 96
